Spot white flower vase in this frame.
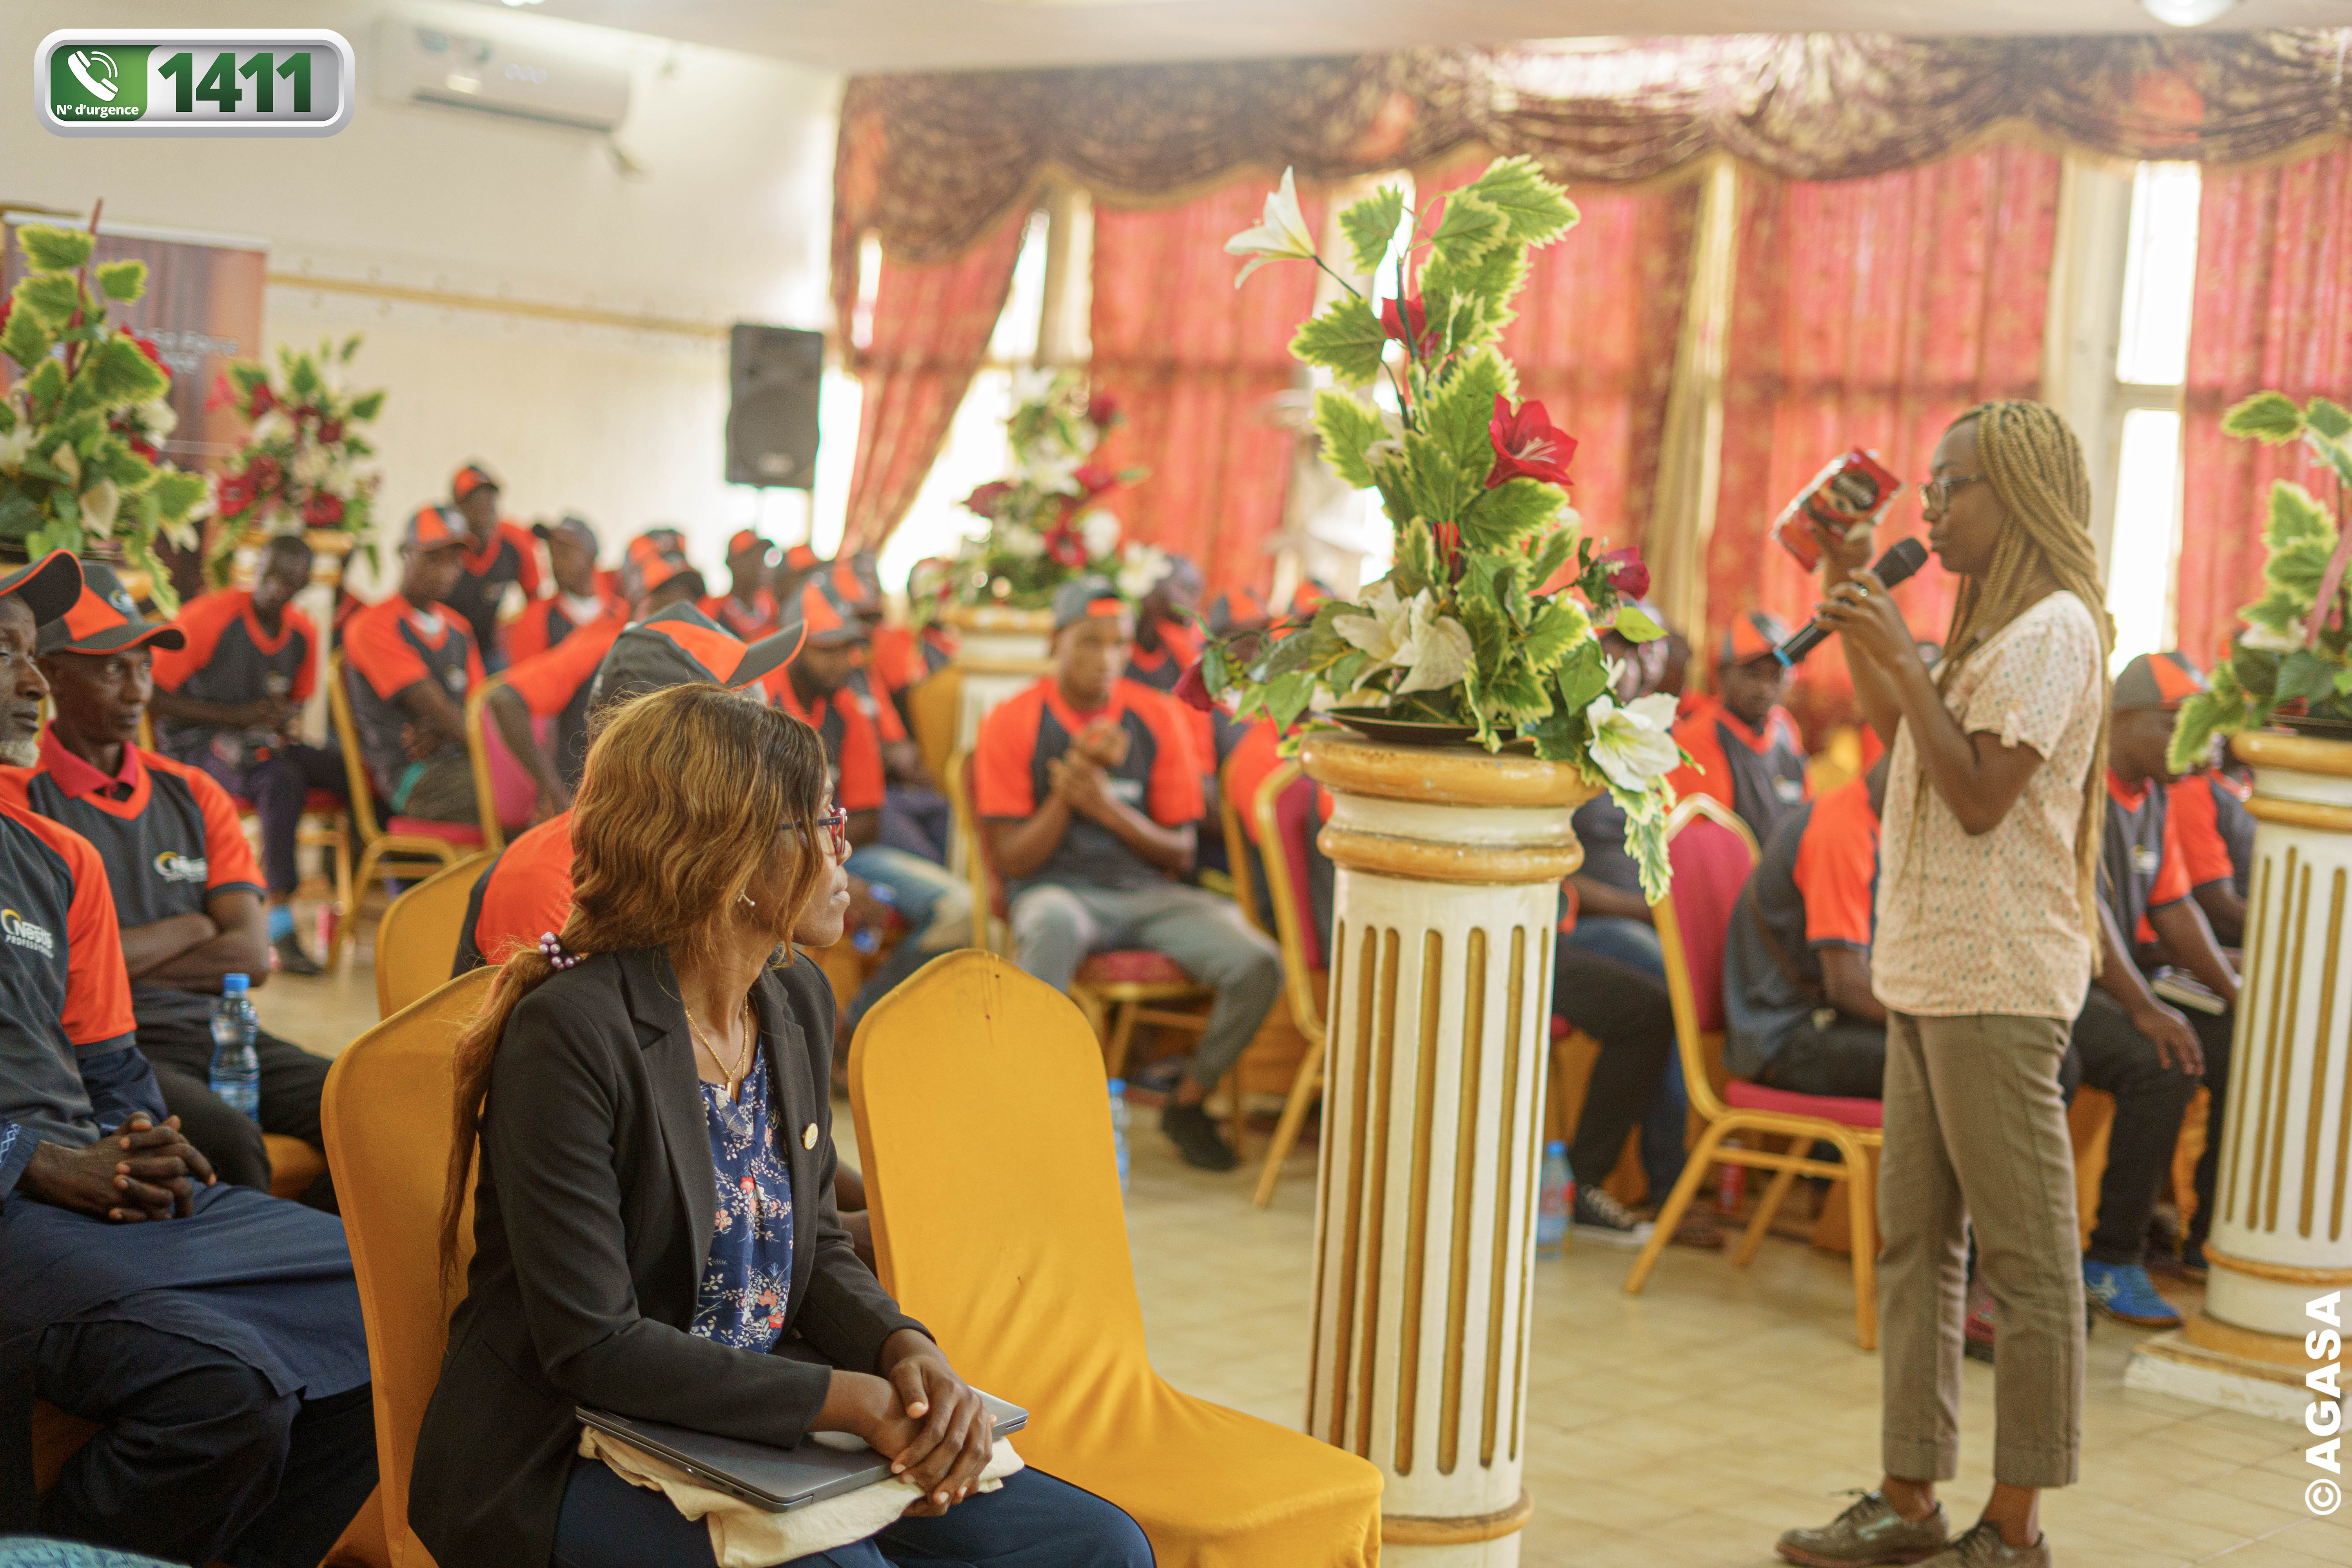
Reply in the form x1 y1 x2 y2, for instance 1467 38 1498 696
2126 730 2352 1419
1298 729 1597 1566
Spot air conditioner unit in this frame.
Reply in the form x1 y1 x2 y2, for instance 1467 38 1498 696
372 17 630 133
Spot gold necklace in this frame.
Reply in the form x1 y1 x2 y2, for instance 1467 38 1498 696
684 997 753 1087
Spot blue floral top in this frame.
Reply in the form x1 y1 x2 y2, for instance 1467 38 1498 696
690 1045 795 1352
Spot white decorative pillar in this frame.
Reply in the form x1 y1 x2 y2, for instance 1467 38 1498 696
1299 731 1594 1566
2128 731 2352 1420
944 604 1055 755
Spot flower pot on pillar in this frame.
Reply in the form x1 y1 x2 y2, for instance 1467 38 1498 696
2128 730 2352 1418
1301 730 1595 1566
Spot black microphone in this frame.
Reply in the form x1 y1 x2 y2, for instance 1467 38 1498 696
1775 537 1929 666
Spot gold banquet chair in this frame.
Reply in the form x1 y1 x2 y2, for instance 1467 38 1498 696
374 850 495 1018
325 652 485 967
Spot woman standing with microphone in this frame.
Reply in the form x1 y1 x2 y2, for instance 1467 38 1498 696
1775 402 2110 1568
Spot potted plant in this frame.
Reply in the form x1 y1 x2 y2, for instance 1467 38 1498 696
1209 158 1680 894
205 335 386 584
0 218 210 609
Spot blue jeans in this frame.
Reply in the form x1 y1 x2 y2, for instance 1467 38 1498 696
844 843 971 1025
1564 917 1685 1201
550 1458 1153 1568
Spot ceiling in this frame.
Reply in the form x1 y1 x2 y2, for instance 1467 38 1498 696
453 0 2352 74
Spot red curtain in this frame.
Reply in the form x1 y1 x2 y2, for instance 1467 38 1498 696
840 217 1028 551
1710 141 2060 737
2176 147 2352 668
1088 181 1327 595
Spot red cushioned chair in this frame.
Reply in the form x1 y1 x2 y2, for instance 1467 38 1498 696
1623 795 1886 1349
1247 761 1330 1207
326 653 485 969
945 750 1212 1079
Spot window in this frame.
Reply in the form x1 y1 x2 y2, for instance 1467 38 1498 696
2103 162 2201 671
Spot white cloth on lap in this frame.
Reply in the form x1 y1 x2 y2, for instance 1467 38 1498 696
579 1425 1025 1568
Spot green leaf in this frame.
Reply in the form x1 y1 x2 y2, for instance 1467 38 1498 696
1521 597 1592 671
347 389 385 421
1263 625 1328 678
1486 661 1553 725
1339 186 1406 276
1393 521 1436 597
78 334 170 407
1400 434 1483 535
1459 476 1563 550
1427 191 1506 270
145 468 209 522
1555 638 1610 715
1461 155 1579 247
1312 389 1391 490
1325 648 1370 696
1613 605 1666 643
95 260 146 303
1419 349 1514 477
1263 670 1318 729
1522 706 1583 763
2233 645 2280 699
2278 648 2340 704
2224 391 2305 443
1416 239 1530 353
14 274 83 329
1528 526 1576 593
2308 397 2352 441
1290 294 1388 387
287 355 321 401
1 300 54 373
0 489 40 540
15 224 94 273
1461 595 1508 684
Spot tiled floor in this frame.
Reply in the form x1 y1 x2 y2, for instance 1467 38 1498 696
259 945 2343 1568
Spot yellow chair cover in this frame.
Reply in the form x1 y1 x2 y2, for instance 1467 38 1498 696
374 851 496 1018
849 950 1382 1567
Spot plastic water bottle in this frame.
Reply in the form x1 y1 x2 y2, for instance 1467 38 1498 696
1536 1141 1573 1257
209 974 261 1123
1107 1079 1131 1193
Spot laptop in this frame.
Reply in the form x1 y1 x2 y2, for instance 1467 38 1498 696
577 1393 1029 1513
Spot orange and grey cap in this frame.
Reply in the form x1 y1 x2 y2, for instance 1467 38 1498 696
829 550 880 613
450 462 500 501
0 550 86 628
727 529 771 562
2114 651 2207 711
1720 610 1791 666
533 515 598 554
1052 576 1131 633
38 560 186 656
589 597 808 708
799 578 864 649
404 505 468 553
628 528 685 564
782 543 820 573
629 551 706 603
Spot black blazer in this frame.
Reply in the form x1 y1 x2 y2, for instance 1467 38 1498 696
409 946 924 1568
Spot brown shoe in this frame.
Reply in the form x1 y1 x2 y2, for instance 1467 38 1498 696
1913 1521 2051 1567
1778 1491 1950 1567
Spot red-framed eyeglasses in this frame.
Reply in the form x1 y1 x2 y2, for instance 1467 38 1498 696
795 806 850 858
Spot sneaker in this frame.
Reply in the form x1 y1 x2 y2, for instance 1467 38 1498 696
1776 1490 1949 1566
1572 1186 1655 1249
2084 1259 2182 1328
271 933 324 976
1912 1520 2049 1567
1162 1103 1238 1172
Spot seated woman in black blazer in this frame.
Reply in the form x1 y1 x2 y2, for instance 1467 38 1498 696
410 683 1151 1568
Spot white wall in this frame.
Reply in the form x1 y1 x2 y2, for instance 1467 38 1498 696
2 0 843 591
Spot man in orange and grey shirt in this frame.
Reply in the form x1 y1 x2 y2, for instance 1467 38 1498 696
974 577 1279 1172
446 462 544 671
1668 609 1810 847
2144 653 2255 946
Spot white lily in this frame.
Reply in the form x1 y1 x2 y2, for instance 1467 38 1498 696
51 442 80 485
1000 524 1046 561
292 444 332 487
1225 167 1318 287
2240 619 2304 654
1334 581 1475 696
251 409 293 446
134 397 177 437
1584 691 1683 792
79 478 120 538
1079 508 1123 561
1116 542 1171 600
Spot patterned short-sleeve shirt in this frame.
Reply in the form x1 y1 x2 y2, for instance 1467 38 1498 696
690 1045 795 1353
1873 590 2103 1020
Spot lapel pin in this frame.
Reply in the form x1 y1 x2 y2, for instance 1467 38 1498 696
802 1122 818 1150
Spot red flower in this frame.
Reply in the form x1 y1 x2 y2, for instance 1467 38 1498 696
962 479 1014 517
1380 294 1431 354
206 373 235 412
303 492 345 528
0 296 11 335
1597 545 1649 601
116 328 168 374
1175 659 1216 712
1073 463 1118 497
248 381 277 416
248 454 283 494
317 418 343 445
1086 394 1120 428
216 474 256 517
1044 523 1089 568
125 437 159 464
1485 394 1577 490
1431 520 1466 583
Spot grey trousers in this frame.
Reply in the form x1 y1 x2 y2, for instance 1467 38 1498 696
1009 881 1283 1089
1880 1011 2083 1489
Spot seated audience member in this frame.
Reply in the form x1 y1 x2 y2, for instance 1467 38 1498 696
408 683 1150 1568
1723 760 1888 1098
2073 655 2241 1317
149 534 345 975
14 566 336 1208
1122 555 1202 697
2151 652 2254 946
1669 611 1809 846
341 506 485 824
1659 628 1693 712
701 528 778 640
869 558 960 715
1549 941 1689 1248
503 515 623 667
826 557 951 864
488 550 706 811
0 552 376 1567
974 579 1281 1172
444 463 543 671
778 583 968 1028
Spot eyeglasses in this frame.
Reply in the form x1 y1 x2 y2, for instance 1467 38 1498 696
793 805 850 859
1916 474 1988 513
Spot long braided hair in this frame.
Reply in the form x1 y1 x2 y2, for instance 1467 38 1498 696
1933 399 2114 954
437 682 833 1280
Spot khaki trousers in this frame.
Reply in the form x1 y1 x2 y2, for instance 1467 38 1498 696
1880 1011 2083 1488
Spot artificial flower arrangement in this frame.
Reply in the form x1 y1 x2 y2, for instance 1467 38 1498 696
2169 389 2352 769
0 218 209 609
205 336 386 584
947 370 1164 610
1199 158 1681 895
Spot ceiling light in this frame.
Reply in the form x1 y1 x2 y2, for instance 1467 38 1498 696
2140 0 2243 25
500 0 546 8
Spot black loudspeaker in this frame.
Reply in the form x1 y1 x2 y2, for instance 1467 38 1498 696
726 325 823 488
